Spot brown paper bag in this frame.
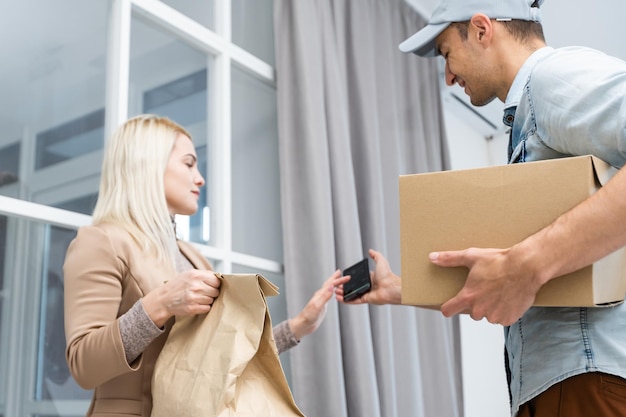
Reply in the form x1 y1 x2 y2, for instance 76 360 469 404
151 273 305 417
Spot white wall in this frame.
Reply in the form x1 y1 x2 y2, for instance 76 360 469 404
443 103 510 417
442 92 508 169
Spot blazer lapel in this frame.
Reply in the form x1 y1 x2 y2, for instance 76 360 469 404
176 240 213 271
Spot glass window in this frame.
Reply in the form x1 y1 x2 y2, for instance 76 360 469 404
0 216 7 415
0 216 6 352
0 0 280 414
52 193 98 216
0 143 20 189
35 109 104 170
1 1 108 414
231 65 282 262
143 70 207 129
130 15 214 246
0 1 108 203
232 0 274 65
34 415 70 417
35 226 90 402
0 217 92 417
158 0 214 30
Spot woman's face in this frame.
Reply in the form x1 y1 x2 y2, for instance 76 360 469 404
164 133 205 215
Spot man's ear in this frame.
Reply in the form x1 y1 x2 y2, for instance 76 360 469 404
469 13 493 46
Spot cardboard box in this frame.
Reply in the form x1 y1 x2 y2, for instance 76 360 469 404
399 155 626 308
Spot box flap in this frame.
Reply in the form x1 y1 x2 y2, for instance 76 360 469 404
593 247 626 304
590 155 618 186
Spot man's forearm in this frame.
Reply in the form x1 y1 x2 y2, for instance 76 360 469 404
512 165 626 286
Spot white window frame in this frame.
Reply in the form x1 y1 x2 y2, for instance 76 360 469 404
0 1 282 415
108 0 280 274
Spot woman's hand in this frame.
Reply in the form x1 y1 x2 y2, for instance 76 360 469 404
288 270 349 341
142 269 221 327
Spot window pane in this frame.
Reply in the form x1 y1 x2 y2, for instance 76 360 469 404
35 109 104 170
33 414 70 417
0 216 6 376
0 143 20 190
231 66 282 262
52 193 98 216
0 216 91 416
130 15 214 246
35 226 91 401
232 0 274 65
0 216 4 293
158 0 214 30
0 1 108 203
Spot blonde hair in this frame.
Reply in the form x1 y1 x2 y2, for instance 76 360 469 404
92 114 192 265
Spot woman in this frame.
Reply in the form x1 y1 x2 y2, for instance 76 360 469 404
64 114 347 416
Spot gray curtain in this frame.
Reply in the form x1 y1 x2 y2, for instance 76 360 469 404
274 1 463 416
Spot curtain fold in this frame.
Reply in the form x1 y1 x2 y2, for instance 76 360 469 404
274 1 462 416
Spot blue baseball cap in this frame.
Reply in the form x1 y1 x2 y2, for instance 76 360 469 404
399 0 543 57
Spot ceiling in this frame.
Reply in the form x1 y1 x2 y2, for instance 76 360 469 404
405 0 626 134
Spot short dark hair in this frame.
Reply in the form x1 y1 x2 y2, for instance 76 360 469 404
451 19 545 44
505 20 545 43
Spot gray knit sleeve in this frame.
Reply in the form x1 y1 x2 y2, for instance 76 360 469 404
119 300 164 364
273 320 299 354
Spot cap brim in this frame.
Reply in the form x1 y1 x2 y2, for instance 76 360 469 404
398 22 450 57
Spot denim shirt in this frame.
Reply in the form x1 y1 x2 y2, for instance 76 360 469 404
502 46 626 416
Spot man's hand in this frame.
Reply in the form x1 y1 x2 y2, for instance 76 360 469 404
430 247 542 325
336 249 402 305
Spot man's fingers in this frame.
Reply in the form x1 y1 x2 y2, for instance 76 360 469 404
429 250 471 267
441 294 467 318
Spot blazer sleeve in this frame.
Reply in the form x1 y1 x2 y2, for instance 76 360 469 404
63 225 136 389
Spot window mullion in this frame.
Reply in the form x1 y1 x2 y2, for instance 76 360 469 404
207 0 231 272
104 0 132 140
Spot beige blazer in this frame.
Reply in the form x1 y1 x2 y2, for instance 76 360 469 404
63 223 211 417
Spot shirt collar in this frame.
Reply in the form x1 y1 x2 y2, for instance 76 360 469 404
504 46 554 110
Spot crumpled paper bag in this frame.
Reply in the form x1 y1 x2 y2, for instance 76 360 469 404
151 273 305 417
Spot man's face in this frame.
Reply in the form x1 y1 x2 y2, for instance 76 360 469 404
435 24 499 107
